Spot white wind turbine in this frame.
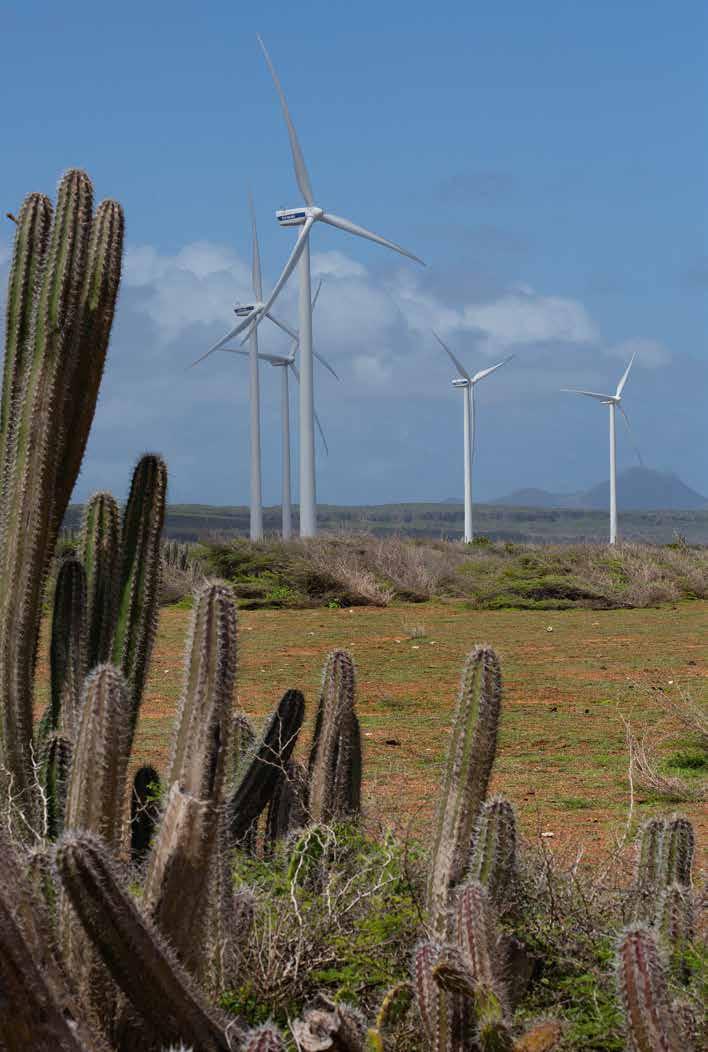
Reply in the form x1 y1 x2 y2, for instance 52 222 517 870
220 333 336 540
190 200 330 540
562 353 639 545
235 34 424 537
433 332 513 544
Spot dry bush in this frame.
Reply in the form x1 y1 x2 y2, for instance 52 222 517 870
625 722 705 803
301 537 395 606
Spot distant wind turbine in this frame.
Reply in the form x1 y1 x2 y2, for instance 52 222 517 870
433 332 513 544
220 338 336 540
562 353 639 545
237 34 424 538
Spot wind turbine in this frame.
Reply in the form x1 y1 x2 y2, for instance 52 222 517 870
241 34 424 537
433 332 513 544
220 341 336 540
562 353 638 545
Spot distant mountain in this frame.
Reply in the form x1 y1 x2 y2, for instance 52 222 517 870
494 468 707 511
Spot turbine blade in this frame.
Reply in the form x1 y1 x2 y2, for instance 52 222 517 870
320 211 424 265
219 348 250 356
311 277 324 311
615 351 636 398
241 216 315 342
560 388 614 401
618 404 644 466
248 191 263 300
188 313 257 368
266 311 298 341
314 406 330 456
257 35 314 206
313 347 340 380
432 330 470 381
471 354 514 385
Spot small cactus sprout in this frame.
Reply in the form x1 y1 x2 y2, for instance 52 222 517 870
616 926 683 1052
41 733 72 840
291 996 368 1052
308 649 362 823
130 765 161 865
427 645 502 933
111 452 167 741
81 491 121 668
56 831 235 1052
49 556 87 738
467 795 517 908
166 581 237 802
375 981 414 1032
229 689 305 843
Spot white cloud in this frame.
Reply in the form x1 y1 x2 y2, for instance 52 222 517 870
312 250 367 279
607 338 671 369
352 353 394 387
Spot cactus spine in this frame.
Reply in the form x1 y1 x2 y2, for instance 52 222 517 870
616 927 683 1052
229 688 305 843
427 645 502 933
111 452 167 740
0 171 122 822
56 831 235 1052
308 649 362 823
49 556 87 738
81 491 121 668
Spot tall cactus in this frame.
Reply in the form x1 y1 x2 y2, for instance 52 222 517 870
229 689 305 843
427 645 502 933
616 927 684 1052
81 491 121 668
56 831 236 1052
49 556 87 739
111 452 167 741
0 171 123 824
41 733 73 840
308 649 362 823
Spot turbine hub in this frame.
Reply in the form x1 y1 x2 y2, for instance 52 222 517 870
276 205 323 226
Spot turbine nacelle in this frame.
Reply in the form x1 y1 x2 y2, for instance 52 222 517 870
234 301 264 318
451 378 469 389
276 205 324 227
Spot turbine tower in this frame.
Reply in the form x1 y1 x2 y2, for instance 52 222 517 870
433 332 512 544
220 342 335 539
562 353 638 545
242 34 424 537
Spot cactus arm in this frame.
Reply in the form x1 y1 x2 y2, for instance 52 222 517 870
467 796 517 910
55 831 236 1052
49 557 87 737
228 689 305 843
427 645 502 933
81 491 121 668
111 453 167 735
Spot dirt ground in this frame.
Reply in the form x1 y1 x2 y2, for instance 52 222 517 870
36 598 707 863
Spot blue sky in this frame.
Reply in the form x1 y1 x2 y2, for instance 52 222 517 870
1 1 706 505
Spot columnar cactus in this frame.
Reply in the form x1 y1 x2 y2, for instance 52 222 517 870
166 581 237 801
308 649 362 823
56 831 236 1052
229 688 305 843
265 760 309 850
659 816 694 888
655 882 695 981
81 491 121 669
427 645 502 933
111 453 167 741
467 795 517 909
454 881 512 1051
616 927 683 1052
143 784 221 974
49 556 87 739
0 171 123 823
413 940 475 1052
41 733 73 840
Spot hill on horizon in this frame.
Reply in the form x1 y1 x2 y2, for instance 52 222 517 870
494 467 707 511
